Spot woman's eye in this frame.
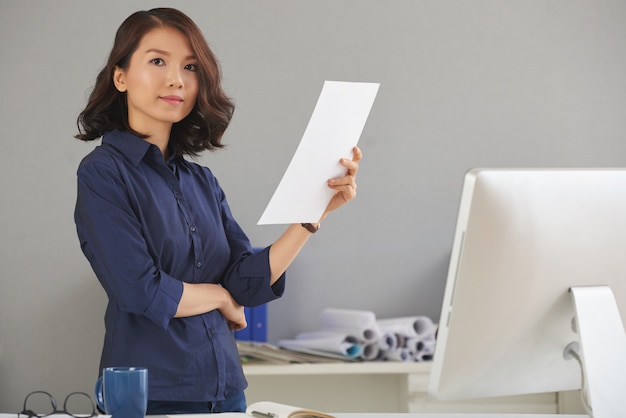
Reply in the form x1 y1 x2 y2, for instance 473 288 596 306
185 63 198 72
151 58 165 65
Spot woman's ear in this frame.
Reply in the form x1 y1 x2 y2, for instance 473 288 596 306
113 66 127 92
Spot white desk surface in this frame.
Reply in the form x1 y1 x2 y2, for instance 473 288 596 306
311 415 589 418
150 414 590 417
0 414 590 418
303 416 587 418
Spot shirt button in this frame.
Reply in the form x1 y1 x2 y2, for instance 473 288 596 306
210 328 216 336
196 261 202 268
190 226 196 232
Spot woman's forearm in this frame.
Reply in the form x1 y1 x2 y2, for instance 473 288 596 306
174 282 228 318
174 282 247 329
269 219 323 284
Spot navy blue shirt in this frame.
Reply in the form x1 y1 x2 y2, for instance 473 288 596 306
75 129 285 401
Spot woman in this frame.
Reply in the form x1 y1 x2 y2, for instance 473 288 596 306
74 7 361 415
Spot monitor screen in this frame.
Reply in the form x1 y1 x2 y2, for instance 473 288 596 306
429 168 626 404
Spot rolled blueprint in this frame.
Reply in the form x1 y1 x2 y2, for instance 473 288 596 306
319 308 377 329
318 325 380 343
277 309 438 362
360 342 381 361
410 337 436 362
383 348 414 362
394 333 408 349
377 315 436 338
318 308 381 343
293 330 361 345
376 316 437 362
377 332 399 351
278 334 363 359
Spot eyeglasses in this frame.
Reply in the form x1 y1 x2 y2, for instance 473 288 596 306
18 391 98 418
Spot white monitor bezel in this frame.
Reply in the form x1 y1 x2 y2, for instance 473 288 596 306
429 168 626 401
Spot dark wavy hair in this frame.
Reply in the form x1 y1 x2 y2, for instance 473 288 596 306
75 8 234 156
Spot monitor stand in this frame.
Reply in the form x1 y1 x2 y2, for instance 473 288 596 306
566 285 626 418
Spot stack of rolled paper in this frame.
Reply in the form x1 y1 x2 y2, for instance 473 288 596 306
277 308 437 362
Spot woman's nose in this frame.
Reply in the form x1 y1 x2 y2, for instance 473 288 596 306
168 69 183 88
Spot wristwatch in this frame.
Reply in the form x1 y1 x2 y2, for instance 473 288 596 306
301 222 320 234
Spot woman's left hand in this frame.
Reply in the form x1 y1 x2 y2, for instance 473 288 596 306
323 146 362 215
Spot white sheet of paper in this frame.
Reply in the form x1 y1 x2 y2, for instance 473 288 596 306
257 80 380 225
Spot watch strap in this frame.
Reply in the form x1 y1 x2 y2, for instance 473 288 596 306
301 222 320 234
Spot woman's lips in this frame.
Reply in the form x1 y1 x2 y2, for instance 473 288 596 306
160 95 183 105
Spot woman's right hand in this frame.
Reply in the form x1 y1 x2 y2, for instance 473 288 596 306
175 282 247 331
220 290 247 331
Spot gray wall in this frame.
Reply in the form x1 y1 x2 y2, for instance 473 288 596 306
1 0 626 411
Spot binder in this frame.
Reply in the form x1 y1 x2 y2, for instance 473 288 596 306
234 304 267 342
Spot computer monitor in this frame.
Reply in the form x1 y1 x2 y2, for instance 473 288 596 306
429 168 626 416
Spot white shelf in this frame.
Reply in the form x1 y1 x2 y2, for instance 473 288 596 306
242 361 559 414
243 360 430 376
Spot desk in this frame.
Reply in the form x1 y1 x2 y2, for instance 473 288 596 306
242 362 569 413
148 414 589 418
0 414 592 418
0 413 593 418
295 415 588 418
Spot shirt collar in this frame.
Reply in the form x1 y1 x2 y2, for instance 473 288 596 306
102 129 161 166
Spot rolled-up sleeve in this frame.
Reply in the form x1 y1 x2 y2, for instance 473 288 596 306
211 179 286 307
221 246 285 307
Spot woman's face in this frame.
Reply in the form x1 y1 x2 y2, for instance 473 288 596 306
113 26 199 135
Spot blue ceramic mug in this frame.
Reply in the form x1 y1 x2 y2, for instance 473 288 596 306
95 367 148 418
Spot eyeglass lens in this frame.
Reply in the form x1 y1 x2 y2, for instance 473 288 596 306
21 391 56 417
63 392 96 417
21 391 96 417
